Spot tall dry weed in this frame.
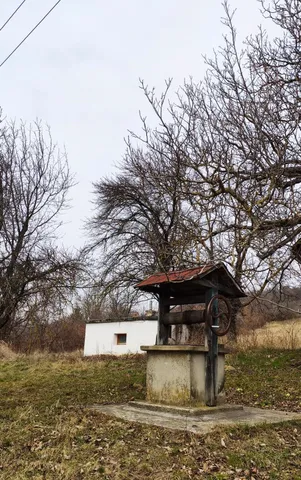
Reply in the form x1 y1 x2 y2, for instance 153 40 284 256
0 341 18 360
236 318 301 350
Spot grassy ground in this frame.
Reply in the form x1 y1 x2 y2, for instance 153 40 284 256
1 350 301 480
237 318 301 349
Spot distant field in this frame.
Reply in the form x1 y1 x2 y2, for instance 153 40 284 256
238 318 301 349
1 349 301 479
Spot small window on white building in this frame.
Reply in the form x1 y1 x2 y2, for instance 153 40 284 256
115 333 127 345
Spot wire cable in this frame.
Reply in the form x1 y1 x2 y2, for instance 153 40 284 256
0 0 62 69
0 0 27 32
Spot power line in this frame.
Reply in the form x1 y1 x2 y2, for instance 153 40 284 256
0 0 62 69
0 0 27 32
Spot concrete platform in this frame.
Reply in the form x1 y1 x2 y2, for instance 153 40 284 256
90 403 301 434
128 400 243 416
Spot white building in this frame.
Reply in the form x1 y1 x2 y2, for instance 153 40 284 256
84 320 158 356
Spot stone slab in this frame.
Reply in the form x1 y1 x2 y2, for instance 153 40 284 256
90 403 301 435
128 400 243 416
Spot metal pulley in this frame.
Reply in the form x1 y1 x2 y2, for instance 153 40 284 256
205 294 232 336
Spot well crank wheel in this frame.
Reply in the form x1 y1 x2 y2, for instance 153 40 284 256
205 294 232 336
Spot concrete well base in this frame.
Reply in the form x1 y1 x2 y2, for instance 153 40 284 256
140 345 227 406
90 403 301 435
128 401 243 416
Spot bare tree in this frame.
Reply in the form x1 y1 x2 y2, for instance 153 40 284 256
86 139 197 296
185 0 301 291
78 287 138 322
130 0 301 294
0 119 81 338
87 0 301 326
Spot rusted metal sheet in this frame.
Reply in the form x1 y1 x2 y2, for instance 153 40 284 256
136 264 215 288
136 262 246 298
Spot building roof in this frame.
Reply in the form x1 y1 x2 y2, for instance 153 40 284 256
86 316 158 324
136 262 246 298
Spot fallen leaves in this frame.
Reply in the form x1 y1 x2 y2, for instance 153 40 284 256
1 352 301 479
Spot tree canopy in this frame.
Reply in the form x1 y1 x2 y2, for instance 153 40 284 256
87 0 301 304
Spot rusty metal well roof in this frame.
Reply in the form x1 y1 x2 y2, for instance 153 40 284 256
136 264 215 288
136 262 246 298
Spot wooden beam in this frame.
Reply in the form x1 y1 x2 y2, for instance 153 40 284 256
197 279 235 297
162 310 205 325
157 287 170 345
138 286 160 294
162 295 206 306
205 278 219 407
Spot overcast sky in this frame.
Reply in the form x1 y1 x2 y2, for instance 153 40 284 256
0 0 275 250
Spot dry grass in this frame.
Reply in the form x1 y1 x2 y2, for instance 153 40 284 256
0 341 17 360
1 350 301 479
0 346 87 363
237 318 301 350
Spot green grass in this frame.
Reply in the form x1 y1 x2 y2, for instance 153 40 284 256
225 349 301 411
0 350 301 479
